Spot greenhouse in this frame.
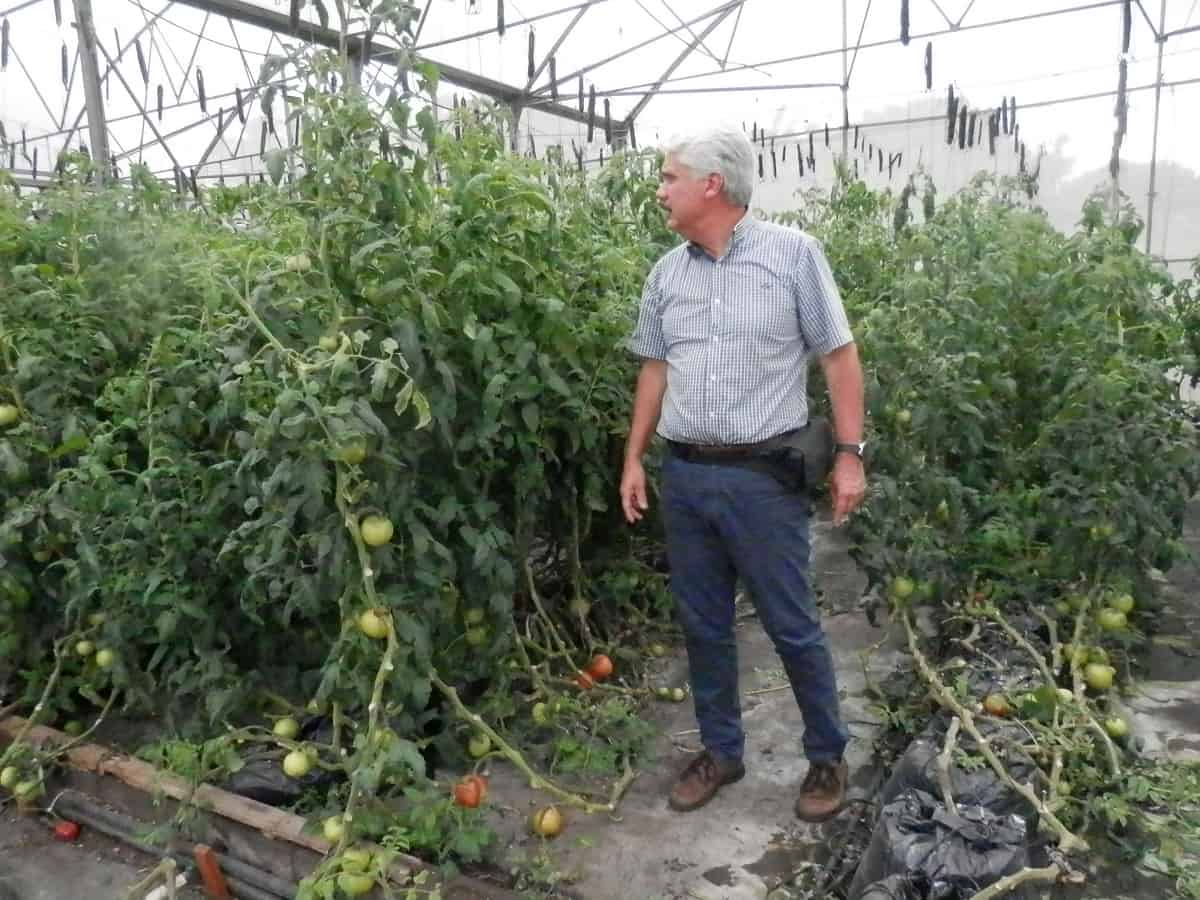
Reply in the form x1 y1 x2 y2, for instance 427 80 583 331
1 1 1198 898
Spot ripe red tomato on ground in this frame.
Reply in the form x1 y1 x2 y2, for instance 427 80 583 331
53 820 81 842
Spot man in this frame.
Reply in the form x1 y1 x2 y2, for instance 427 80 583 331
620 125 867 822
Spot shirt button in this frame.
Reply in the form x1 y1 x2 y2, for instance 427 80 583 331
713 298 721 304
712 335 719 342
710 375 717 381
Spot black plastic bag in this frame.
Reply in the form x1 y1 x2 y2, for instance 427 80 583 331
223 716 340 806
849 789 1033 900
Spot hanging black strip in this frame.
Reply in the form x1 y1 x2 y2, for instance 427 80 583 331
586 84 596 142
527 29 535 79
900 0 910 45
157 84 163 120
549 56 557 99
925 42 932 90
604 98 612 145
135 38 148 84
197 69 206 113
498 0 505 38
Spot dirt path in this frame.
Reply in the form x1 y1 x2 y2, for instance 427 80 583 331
479 511 905 900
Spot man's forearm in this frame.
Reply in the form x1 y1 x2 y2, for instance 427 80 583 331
820 342 864 443
625 360 668 461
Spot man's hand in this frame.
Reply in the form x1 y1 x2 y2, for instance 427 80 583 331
620 458 650 524
829 454 866 525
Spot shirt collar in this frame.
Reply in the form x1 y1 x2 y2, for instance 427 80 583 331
686 208 754 259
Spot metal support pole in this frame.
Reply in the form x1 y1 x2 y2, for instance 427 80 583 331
841 0 849 164
73 0 112 175
509 104 523 153
1144 0 1167 255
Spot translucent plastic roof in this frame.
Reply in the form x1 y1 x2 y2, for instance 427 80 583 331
0 0 1197 226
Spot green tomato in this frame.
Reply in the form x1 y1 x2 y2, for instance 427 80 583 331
1097 607 1127 631
95 648 116 669
357 608 389 640
1111 593 1135 614
1104 716 1129 739
0 766 18 790
359 515 394 547
318 335 339 352
1084 663 1115 691
284 253 312 273
336 872 375 896
337 441 366 465
87 612 107 627
895 408 912 426
531 702 550 725
341 848 372 872
890 576 915 601
282 749 313 778
464 607 486 626
322 815 346 843
75 640 95 657
468 733 492 758
0 404 19 427
670 687 686 703
273 717 300 740
13 780 41 802
465 626 488 647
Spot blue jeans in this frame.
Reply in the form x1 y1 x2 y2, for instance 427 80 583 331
661 453 848 766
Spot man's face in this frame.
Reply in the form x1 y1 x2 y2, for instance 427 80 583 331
656 155 720 235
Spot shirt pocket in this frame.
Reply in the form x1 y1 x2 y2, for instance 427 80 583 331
728 281 799 344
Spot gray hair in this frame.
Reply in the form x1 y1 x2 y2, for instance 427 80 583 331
664 126 756 207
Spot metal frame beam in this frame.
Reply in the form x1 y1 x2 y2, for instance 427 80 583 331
413 0 606 53
625 4 740 123
534 0 743 98
598 0 1127 96
94 35 184 172
169 0 600 128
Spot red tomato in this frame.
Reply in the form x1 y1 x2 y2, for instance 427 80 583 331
53 820 81 842
575 671 594 690
453 774 488 808
587 654 614 681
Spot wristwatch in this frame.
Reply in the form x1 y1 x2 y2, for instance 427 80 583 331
834 441 866 459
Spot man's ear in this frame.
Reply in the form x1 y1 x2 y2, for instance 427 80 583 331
704 173 724 200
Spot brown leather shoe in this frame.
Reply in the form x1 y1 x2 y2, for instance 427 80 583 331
667 751 746 812
794 760 848 822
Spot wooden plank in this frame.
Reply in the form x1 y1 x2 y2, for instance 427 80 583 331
0 715 521 899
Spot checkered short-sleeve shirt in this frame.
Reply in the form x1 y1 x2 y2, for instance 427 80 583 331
627 214 853 445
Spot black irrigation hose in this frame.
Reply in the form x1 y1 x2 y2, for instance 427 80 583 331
51 790 297 900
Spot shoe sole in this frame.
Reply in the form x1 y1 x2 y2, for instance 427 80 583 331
667 768 746 812
794 798 847 822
